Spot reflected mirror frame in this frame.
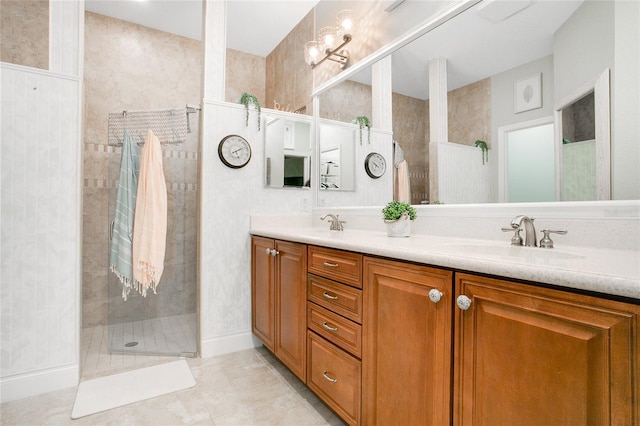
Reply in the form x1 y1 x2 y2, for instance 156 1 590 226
263 112 313 189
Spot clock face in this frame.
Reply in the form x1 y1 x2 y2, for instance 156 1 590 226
218 135 251 168
365 152 386 178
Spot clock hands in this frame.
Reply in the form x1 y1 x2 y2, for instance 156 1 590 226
230 146 247 158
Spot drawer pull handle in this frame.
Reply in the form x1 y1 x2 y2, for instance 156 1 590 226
322 371 338 383
323 291 339 300
322 321 338 332
323 261 339 268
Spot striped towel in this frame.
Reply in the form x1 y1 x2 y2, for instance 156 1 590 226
132 129 167 297
109 130 140 301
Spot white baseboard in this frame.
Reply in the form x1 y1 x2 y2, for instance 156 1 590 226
200 330 262 358
1 363 79 403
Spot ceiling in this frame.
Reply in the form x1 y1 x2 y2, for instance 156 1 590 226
84 0 319 57
84 0 583 99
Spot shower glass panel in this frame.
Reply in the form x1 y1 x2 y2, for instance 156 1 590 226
107 120 198 357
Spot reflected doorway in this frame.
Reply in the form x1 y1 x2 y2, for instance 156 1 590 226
498 117 555 202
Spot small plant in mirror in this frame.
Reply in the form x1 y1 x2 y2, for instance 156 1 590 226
239 92 261 130
382 201 417 221
474 140 489 165
353 116 371 145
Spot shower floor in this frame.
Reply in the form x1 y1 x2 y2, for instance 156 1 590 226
81 313 196 380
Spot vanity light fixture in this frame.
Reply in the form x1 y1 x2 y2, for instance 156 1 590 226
304 10 354 69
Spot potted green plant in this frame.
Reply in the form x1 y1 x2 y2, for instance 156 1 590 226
239 92 261 130
474 140 488 165
382 201 417 237
353 116 371 145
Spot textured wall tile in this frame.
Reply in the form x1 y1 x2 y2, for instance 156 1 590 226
0 0 49 70
82 12 200 328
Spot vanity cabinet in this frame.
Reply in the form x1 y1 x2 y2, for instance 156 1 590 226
253 236 640 425
251 236 307 381
454 273 640 425
307 246 363 426
362 257 454 425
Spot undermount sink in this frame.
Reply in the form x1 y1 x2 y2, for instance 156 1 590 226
434 242 585 261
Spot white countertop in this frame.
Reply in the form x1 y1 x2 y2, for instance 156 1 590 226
250 226 640 301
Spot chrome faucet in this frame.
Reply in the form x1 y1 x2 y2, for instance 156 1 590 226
321 214 346 231
510 215 537 247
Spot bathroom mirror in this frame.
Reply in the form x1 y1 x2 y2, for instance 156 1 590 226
318 120 356 191
314 0 638 206
264 113 312 188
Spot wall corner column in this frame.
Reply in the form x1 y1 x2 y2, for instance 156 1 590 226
428 57 448 203
372 56 393 132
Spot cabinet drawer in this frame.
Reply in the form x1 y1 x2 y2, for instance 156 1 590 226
307 331 361 426
308 303 362 358
308 246 362 288
308 274 363 324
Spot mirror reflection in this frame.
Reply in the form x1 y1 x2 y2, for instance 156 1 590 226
561 93 596 200
317 0 638 206
319 121 356 191
264 114 312 188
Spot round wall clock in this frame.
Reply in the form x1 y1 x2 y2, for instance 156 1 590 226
218 135 251 168
364 152 386 179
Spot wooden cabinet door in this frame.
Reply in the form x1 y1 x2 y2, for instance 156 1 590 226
363 257 453 425
275 240 307 382
251 236 275 351
454 273 640 425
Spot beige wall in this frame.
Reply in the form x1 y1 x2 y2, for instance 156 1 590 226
448 78 491 147
393 93 429 204
225 48 266 106
319 79 372 123
265 10 314 115
0 0 49 69
83 12 201 327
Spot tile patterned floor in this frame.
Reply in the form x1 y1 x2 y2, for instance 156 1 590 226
81 314 197 381
1 346 346 425
107 313 197 357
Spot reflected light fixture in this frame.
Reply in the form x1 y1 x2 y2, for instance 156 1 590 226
304 10 354 69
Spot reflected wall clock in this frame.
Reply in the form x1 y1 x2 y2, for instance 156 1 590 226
364 152 386 178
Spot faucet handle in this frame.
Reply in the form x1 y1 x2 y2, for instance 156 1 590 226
539 229 567 249
502 226 523 246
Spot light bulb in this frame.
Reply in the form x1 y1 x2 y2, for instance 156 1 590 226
304 41 320 65
337 10 354 38
319 26 337 50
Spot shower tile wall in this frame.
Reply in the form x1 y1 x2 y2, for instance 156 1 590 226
392 92 429 204
0 0 49 70
448 78 491 147
82 12 201 327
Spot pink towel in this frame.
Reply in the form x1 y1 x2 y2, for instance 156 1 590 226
394 160 411 204
132 129 167 297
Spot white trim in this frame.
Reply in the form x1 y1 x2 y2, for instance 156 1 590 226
497 116 554 203
0 364 79 403
554 69 611 201
200 331 262 358
0 62 81 82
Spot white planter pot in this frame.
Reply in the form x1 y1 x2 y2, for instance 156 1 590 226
384 212 412 237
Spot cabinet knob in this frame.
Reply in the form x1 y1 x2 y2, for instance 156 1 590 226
265 248 271 255
269 249 279 256
428 289 443 303
456 295 472 311
322 370 338 383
